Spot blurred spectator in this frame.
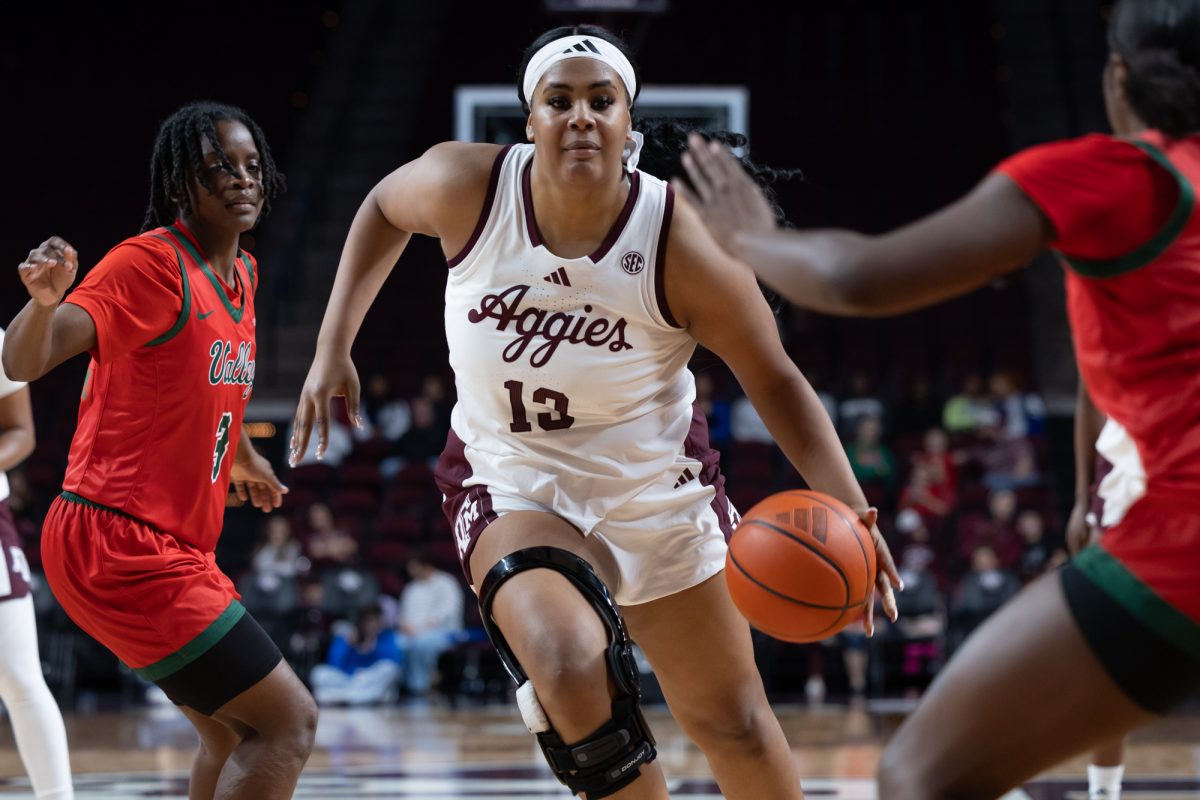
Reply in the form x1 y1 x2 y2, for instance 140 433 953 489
287 413 353 467
5 469 32 519
957 489 1022 570
310 603 402 706
395 397 448 468
1016 510 1065 581
975 425 1040 491
893 376 942 438
988 371 1047 440
845 416 896 487
839 372 886 440
893 508 944 588
397 552 464 696
419 373 453 434
950 546 1020 647
694 372 732 449
305 502 358 568
942 374 1000 434
357 373 411 442
731 393 774 444
288 580 333 667
912 428 959 493
899 460 955 522
252 515 304 579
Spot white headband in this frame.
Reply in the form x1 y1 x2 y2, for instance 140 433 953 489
522 35 638 111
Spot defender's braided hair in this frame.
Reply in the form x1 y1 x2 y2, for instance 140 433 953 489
141 101 285 233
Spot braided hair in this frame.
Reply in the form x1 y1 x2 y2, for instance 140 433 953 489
634 119 803 314
1109 0 1200 137
141 101 285 233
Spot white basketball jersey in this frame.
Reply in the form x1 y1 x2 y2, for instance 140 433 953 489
443 144 697 531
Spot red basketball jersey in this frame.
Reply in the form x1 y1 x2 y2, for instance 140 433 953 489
999 131 1200 496
62 220 257 552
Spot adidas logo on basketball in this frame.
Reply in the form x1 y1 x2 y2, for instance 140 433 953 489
776 506 829 544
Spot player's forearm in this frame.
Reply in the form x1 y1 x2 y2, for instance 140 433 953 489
2 301 59 381
315 192 413 354
1073 379 1105 503
741 368 870 513
0 426 34 473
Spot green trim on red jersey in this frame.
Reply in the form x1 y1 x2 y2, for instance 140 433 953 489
133 601 247 681
242 253 255 293
169 224 246 323
1074 545 1200 663
1061 141 1195 278
145 235 193 347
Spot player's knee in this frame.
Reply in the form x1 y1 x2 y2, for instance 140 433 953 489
676 694 774 757
528 627 609 706
0 661 46 705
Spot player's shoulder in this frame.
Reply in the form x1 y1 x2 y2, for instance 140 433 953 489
1010 133 1151 171
103 229 180 266
418 141 511 189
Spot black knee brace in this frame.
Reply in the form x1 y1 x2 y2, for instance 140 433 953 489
478 546 657 798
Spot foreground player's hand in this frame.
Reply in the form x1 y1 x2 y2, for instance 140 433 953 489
19 236 78 308
858 507 903 637
674 134 777 254
231 446 288 511
291 348 362 467
1065 501 1100 555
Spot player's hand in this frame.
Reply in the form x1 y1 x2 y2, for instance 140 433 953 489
291 347 362 467
858 507 903 637
231 445 288 512
19 237 78 308
1066 501 1100 555
675 133 777 254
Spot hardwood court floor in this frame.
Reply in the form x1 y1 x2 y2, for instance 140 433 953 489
0 699 1196 798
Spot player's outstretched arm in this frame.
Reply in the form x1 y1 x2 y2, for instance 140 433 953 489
291 142 499 464
678 136 1052 317
4 237 97 381
663 194 901 634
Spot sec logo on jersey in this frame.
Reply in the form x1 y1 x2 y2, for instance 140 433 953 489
621 251 645 274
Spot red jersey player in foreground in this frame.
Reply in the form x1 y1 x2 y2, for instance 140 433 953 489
680 0 1200 796
2 102 317 800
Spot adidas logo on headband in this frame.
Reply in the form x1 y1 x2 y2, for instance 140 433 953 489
563 40 602 55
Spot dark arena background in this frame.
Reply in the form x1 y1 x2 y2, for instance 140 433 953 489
1 1 1196 798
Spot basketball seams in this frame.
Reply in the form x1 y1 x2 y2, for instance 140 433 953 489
736 519 851 608
727 547 858 612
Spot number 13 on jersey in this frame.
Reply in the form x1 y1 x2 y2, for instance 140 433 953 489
504 380 574 432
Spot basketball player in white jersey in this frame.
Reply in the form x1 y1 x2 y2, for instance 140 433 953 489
293 25 901 799
0 328 73 800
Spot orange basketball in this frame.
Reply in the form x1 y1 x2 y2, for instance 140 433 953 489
726 490 877 642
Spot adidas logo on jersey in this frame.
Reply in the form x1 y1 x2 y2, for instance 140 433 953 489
543 267 571 287
673 468 695 489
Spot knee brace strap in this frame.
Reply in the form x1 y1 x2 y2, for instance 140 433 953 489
478 546 657 797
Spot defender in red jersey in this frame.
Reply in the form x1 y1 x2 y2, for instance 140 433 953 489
680 1 1200 796
3 103 315 800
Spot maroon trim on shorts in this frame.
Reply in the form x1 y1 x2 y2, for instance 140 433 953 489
446 144 514 269
653 184 681 328
434 429 499 585
682 405 734 541
0 500 31 602
521 159 642 264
